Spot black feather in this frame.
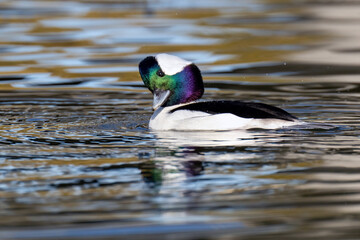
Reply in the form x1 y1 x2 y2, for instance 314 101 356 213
170 101 297 121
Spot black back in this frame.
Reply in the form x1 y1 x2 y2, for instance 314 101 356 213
170 101 297 121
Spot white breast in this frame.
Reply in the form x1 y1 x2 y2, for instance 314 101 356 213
149 104 302 131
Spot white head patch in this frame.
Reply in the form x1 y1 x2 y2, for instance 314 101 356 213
155 53 192 76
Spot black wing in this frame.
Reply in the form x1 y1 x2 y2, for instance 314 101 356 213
170 101 297 121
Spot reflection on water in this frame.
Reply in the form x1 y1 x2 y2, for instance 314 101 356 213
0 0 360 239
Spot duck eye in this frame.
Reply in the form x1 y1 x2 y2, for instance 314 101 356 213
156 69 165 77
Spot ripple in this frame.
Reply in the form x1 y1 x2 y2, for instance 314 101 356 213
66 66 136 74
206 62 360 77
0 45 43 53
276 83 359 93
0 0 360 239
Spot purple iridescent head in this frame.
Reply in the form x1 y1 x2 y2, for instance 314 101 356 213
139 53 204 110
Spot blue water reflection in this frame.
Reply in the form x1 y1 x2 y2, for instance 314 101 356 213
0 0 359 239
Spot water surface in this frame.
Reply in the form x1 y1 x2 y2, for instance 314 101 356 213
0 0 359 239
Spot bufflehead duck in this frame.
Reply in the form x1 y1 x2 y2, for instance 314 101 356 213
139 53 302 131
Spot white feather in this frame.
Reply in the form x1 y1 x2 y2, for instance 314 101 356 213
156 53 192 75
149 104 303 131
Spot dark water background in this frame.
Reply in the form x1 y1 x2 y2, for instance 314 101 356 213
0 0 359 239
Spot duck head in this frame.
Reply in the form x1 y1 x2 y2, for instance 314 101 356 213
139 53 204 110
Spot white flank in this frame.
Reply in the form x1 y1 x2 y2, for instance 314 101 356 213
156 53 192 75
149 104 303 131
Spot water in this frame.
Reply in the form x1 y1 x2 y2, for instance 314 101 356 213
0 0 359 239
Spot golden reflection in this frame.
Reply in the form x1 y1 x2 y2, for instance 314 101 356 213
0 0 331 89
0 0 359 238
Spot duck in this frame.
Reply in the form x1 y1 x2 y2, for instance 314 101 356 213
139 53 302 131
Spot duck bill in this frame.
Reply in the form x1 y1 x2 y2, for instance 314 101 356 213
153 90 171 110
